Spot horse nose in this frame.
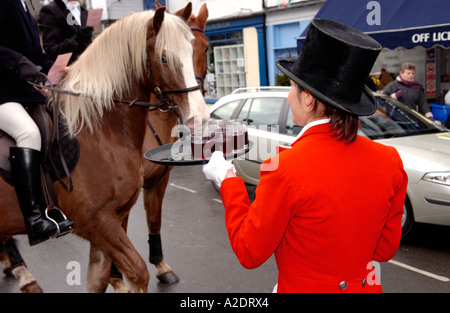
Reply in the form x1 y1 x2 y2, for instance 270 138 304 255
186 116 207 131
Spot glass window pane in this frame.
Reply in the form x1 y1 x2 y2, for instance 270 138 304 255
285 107 302 136
247 97 284 129
210 100 240 120
237 99 251 122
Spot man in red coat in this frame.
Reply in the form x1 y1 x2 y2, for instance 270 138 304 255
203 19 408 293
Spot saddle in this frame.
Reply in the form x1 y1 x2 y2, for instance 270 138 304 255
0 103 79 194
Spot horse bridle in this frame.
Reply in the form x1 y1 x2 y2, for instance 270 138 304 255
144 32 202 114
189 27 208 95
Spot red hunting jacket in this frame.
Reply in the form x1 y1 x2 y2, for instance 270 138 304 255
220 123 408 293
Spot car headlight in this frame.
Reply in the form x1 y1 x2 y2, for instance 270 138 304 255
422 172 450 186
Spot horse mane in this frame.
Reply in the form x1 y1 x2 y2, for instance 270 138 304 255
59 10 194 136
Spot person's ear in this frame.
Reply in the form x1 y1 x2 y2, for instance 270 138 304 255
303 91 316 112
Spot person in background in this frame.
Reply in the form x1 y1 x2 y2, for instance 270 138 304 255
38 0 93 64
0 0 73 246
444 90 450 105
203 19 408 293
383 62 434 120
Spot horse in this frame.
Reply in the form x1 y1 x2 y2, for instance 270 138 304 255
0 7 209 293
106 2 210 292
141 0 209 284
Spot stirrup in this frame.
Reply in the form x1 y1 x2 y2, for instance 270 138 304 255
45 207 73 238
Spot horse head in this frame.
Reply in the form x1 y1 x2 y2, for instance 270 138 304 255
145 7 209 131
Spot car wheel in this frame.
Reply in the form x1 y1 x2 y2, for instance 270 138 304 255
401 197 414 239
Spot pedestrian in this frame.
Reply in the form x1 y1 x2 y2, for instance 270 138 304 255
445 90 450 105
382 62 434 120
38 0 93 64
203 19 408 293
0 0 74 246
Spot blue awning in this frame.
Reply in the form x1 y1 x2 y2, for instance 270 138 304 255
297 0 450 51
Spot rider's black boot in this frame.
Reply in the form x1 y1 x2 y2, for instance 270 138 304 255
10 147 74 246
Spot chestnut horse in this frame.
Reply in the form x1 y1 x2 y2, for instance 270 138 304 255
0 7 209 292
107 2 210 292
141 1 209 284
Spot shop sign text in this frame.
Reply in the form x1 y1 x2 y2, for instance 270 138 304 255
412 31 450 44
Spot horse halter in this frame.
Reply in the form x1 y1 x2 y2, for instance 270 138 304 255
189 27 208 95
145 32 201 113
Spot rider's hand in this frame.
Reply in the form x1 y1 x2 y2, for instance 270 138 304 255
202 151 236 188
17 56 46 84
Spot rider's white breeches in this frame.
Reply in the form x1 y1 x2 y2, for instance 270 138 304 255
0 102 41 151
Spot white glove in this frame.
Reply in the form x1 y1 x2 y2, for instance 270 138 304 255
202 151 235 187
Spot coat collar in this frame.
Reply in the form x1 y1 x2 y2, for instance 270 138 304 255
277 120 331 154
291 119 330 147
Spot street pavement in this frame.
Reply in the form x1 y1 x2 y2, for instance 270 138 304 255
0 165 449 294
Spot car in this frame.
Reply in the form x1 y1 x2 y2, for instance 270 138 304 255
209 86 450 239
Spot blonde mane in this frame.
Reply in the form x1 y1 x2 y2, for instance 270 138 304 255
59 10 194 136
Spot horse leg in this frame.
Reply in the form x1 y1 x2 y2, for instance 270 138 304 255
85 214 149 293
1 238 42 293
108 216 130 293
87 244 112 293
144 170 179 284
109 263 129 293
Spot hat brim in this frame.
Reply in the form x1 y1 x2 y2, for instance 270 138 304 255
276 61 377 116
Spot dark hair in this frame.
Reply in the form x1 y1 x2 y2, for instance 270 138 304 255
293 82 360 143
324 105 360 144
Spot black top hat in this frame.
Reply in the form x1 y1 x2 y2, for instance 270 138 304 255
277 19 382 116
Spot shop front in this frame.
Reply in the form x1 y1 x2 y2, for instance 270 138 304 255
204 15 267 104
296 0 450 104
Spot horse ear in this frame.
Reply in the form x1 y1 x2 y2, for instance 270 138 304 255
174 2 192 22
153 7 165 34
155 0 162 9
196 4 208 29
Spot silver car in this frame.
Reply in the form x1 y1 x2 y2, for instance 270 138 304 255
210 87 450 238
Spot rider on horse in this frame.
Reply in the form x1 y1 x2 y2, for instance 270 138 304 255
0 0 73 246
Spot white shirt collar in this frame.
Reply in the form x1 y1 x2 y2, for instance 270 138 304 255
62 0 81 26
295 118 331 141
62 0 80 9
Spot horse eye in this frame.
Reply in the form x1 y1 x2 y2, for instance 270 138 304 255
159 55 168 64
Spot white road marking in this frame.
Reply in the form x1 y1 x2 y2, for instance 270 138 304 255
169 183 197 194
388 259 450 282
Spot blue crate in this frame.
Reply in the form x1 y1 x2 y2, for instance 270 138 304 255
430 104 450 122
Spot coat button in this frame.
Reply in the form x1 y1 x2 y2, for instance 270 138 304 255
362 278 367 287
339 281 347 290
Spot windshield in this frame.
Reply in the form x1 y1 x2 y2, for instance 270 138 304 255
360 96 444 139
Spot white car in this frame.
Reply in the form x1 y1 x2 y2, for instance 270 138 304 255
210 87 450 238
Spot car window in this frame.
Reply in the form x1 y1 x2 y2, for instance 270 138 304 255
285 107 302 136
360 97 443 139
210 100 241 120
247 97 284 129
237 99 251 122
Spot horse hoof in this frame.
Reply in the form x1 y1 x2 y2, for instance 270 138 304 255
21 281 43 293
156 271 179 284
